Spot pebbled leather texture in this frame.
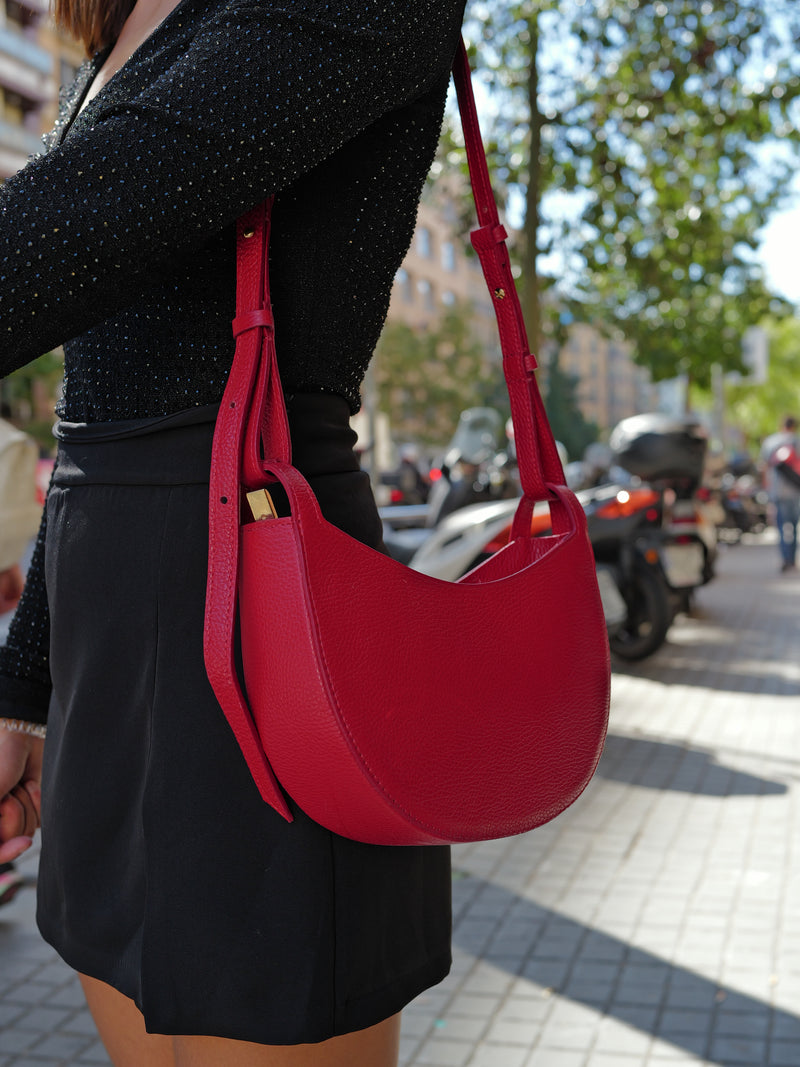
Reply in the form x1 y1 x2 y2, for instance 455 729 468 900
204 39 610 844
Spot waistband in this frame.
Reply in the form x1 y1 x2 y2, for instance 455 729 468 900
54 403 220 444
53 411 218 487
51 394 362 489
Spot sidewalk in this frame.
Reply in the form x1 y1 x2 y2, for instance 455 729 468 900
1 536 799 1066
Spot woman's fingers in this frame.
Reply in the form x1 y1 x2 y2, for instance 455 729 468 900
0 834 33 864
0 784 39 841
11 784 39 836
0 732 44 844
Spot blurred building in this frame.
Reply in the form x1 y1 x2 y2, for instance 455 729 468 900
385 187 500 361
0 2 79 431
0 0 82 178
555 322 657 435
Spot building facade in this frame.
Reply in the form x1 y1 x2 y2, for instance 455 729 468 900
557 321 657 435
385 188 500 363
0 0 81 178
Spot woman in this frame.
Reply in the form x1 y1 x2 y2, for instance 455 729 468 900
0 0 466 1062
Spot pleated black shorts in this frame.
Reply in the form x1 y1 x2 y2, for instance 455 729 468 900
36 396 451 1045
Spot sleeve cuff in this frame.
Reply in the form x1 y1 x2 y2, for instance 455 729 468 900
0 674 52 726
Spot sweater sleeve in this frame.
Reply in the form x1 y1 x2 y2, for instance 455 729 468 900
0 0 465 378
0 499 51 725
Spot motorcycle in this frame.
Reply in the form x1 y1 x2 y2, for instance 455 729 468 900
380 407 517 563
712 467 769 544
397 414 716 662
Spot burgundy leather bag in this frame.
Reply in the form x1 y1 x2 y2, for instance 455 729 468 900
204 40 610 845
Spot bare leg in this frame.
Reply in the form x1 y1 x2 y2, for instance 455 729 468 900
172 1015 401 1067
80 972 401 1067
79 974 175 1067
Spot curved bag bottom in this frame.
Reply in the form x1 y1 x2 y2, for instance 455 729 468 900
239 493 610 846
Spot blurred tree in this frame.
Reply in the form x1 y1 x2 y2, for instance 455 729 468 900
725 316 800 448
374 303 504 446
543 356 599 460
451 0 800 387
0 352 63 453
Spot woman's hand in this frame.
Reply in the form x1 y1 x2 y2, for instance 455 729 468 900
0 726 43 863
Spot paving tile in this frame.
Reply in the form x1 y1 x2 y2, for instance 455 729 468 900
522 1051 585 1067
588 1055 644 1067
483 1018 542 1046
415 1036 473 1066
27 1032 94 1059
769 1039 800 1066
536 1024 597 1051
445 993 502 1020
658 1009 714 1036
466 1045 529 1067
708 1034 768 1064
0 1002 25 1028
5 1059 64 1067
2 983 53 1008
61 1009 103 1037
427 1016 486 1042
592 1016 652 1056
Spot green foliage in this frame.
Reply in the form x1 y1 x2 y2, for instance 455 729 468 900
726 317 800 447
544 358 599 460
455 0 800 383
374 304 504 446
1 351 63 453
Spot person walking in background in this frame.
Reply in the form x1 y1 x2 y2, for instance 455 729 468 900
760 415 800 573
0 411 42 906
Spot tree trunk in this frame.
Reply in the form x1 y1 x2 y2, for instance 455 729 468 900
522 12 543 362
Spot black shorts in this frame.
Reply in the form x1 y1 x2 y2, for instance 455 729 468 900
36 396 451 1045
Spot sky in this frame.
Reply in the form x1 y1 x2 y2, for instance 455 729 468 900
757 187 800 307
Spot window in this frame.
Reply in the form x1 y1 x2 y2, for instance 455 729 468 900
417 227 432 258
0 88 30 124
441 241 456 272
442 290 456 307
396 268 414 303
417 278 435 311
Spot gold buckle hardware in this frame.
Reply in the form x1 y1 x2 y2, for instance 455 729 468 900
245 488 278 521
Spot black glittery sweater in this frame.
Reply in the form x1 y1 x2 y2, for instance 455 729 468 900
0 0 467 723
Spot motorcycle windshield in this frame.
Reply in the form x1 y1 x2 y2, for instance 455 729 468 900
447 408 504 465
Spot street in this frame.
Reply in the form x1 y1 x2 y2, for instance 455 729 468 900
1 534 799 1067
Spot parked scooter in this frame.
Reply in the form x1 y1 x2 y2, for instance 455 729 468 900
380 407 517 563
710 452 769 543
602 414 716 656
401 414 715 662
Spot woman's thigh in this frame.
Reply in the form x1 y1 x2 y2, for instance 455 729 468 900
172 1015 401 1066
79 974 174 1067
80 973 401 1067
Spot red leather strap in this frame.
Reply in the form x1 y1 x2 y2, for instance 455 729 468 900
205 39 566 819
453 40 564 503
204 205 293 819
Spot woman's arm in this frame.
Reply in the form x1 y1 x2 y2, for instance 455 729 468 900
0 503 52 725
0 0 466 377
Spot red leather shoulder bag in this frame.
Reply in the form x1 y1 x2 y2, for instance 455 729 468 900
203 40 610 846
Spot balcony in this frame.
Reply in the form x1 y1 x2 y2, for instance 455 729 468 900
16 0 49 15
0 26 51 75
0 116 43 156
